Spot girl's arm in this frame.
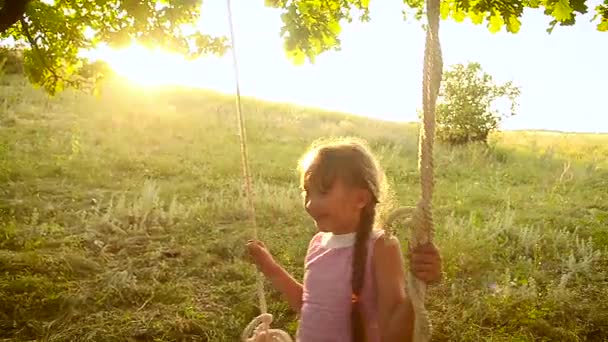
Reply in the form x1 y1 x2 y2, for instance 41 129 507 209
260 261 304 313
373 235 415 342
247 239 304 313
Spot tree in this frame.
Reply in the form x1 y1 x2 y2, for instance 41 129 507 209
434 62 520 145
0 0 228 95
0 0 606 94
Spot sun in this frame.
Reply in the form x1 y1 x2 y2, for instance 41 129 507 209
82 43 234 90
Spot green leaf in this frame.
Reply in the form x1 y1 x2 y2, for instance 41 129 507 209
440 1 450 20
298 1 310 15
488 12 504 33
596 2 608 31
453 8 467 22
469 11 485 25
553 0 574 21
507 15 522 33
327 19 341 35
286 48 306 66
264 0 281 7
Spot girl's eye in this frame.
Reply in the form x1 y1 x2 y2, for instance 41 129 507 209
319 185 331 195
301 185 328 197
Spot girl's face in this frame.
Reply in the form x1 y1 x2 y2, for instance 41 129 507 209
303 178 370 234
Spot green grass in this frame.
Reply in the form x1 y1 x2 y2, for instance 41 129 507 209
1 74 607 341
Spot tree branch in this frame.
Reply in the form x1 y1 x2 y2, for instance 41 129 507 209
0 0 31 34
19 16 56 82
20 16 85 93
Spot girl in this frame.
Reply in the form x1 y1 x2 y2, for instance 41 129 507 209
246 137 442 342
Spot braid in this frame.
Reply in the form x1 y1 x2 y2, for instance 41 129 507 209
351 204 376 342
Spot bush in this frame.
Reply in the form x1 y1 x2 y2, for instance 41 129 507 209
0 45 112 83
436 62 521 145
0 46 25 75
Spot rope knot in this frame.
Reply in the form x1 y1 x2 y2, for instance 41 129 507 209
241 313 293 342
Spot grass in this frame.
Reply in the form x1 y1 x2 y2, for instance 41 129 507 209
1 74 607 341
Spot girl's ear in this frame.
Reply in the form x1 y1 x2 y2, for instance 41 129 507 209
354 188 372 210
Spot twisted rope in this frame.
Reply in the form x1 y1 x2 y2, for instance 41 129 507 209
241 313 293 342
402 0 443 341
225 0 292 341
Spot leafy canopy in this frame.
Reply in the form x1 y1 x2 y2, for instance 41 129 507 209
435 62 521 145
266 0 608 64
0 0 606 94
0 0 228 95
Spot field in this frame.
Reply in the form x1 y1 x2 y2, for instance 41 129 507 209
1 74 607 341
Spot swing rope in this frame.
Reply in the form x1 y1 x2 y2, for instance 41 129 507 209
228 0 443 340
226 0 292 340
380 1 442 340
402 0 443 340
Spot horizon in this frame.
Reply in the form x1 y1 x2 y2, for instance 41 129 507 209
8 0 608 134
113 80 608 136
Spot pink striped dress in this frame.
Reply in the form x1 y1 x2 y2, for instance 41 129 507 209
296 229 385 342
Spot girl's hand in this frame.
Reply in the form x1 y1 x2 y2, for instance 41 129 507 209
408 242 442 284
245 239 277 275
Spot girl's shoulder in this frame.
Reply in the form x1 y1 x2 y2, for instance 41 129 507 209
370 228 386 241
373 230 401 248
371 231 403 266
307 231 325 248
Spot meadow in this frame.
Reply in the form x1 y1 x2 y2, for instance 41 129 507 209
0 74 607 341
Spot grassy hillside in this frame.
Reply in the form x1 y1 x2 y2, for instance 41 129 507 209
1 75 607 341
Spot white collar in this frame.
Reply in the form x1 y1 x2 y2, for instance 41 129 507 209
320 231 356 249
319 229 383 249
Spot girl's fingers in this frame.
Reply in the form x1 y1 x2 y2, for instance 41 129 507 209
411 242 440 255
413 271 437 283
410 254 440 266
411 267 441 282
410 260 441 280
412 247 439 258
246 240 267 251
410 264 436 273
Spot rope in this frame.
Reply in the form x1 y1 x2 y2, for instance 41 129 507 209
241 313 294 342
382 0 442 341
225 0 292 341
404 0 443 340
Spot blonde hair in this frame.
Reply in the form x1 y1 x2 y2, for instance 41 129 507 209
297 136 395 342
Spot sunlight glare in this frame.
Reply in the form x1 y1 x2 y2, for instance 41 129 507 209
71 0 607 132
84 43 234 91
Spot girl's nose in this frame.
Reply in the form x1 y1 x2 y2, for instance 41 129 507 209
305 198 313 214
305 196 319 216
303 191 323 216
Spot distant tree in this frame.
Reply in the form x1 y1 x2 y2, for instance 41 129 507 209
0 45 24 74
0 44 114 90
0 0 606 94
435 62 521 145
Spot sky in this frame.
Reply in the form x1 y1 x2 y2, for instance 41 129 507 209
88 0 608 133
